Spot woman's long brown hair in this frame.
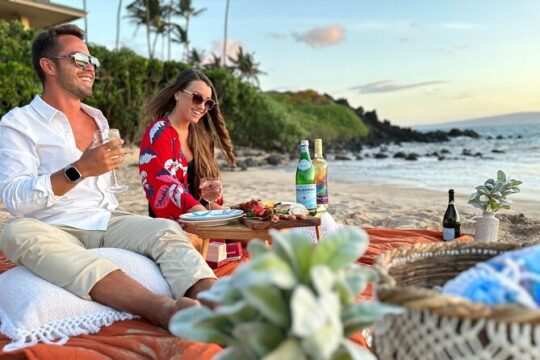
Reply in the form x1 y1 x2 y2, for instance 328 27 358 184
143 69 235 196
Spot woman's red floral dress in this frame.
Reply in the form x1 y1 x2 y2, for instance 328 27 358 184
139 118 200 220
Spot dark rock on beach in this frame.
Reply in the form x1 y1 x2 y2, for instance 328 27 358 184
265 154 283 166
404 153 419 161
335 155 353 161
324 104 480 154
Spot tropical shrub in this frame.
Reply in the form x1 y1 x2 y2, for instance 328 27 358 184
267 91 369 142
0 21 40 116
170 227 402 359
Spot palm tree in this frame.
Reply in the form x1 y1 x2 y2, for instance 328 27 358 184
228 47 265 85
173 0 206 62
82 0 88 40
116 0 123 50
167 0 173 60
205 54 223 70
187 48 205 68
222 0 230 67
170 23 187 61
126 0 168 59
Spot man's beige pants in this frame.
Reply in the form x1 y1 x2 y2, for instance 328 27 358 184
0 212 216 300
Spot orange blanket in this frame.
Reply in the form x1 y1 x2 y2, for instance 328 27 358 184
0 228 469 359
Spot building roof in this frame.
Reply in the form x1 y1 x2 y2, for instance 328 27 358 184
0 0 85 29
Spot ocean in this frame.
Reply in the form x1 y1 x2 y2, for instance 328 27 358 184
288 123 540 201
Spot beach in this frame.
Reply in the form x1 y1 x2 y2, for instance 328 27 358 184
1 145 539 244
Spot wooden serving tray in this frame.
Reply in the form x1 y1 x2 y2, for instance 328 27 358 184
240 216 321 230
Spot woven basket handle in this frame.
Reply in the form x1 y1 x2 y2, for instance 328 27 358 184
373 265 395 287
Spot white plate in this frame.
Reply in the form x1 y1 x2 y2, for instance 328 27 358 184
183 214 244 227
179 209 244 222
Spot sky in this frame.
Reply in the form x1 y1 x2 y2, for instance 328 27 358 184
55 0 540 126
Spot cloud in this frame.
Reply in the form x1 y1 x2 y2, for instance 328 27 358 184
202 40 245 65
453 91 476 100
267 32 288 39
292 24 345 48
399 36 412 43
439 22 485 30
436 43 468 55
349 80 448 94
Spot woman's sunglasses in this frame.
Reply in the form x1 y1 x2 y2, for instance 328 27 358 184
182 89 216 111
48 51 101 70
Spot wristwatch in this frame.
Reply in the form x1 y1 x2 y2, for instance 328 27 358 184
63 164 82 184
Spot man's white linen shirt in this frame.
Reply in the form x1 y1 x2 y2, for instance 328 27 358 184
0 95 118 230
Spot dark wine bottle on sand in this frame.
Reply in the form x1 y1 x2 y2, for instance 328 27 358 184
443 189 461 241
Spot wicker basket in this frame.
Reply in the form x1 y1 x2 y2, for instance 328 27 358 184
373 241 540 360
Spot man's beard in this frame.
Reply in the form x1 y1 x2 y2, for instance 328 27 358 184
58 71 93 99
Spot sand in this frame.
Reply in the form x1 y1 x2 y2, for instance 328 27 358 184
1 146 539 244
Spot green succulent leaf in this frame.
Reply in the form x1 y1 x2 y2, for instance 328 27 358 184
209 300 258 323
169 306 230 345
311 265 335 295
335 264 377 303
240 285 289 327
262 339 307 360
342 301 404 336
497 170 506 182
246 239 271 258
270 228 314 282
232 321 286 358
511 180 523 187
213 347 246 360
198 276 240 304
291 285 327 336
302 316 343 360
312 227 369 271
235 252 296 289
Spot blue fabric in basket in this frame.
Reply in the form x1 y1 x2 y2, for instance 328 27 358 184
442 244 540 308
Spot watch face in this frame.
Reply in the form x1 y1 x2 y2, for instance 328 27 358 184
65 166 81 182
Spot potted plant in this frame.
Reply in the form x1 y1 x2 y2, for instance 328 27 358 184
468 170 522 242
169 227 402 359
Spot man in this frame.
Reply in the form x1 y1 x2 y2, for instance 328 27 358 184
0 24 216 329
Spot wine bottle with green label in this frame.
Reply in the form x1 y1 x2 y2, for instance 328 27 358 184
296 140 317 215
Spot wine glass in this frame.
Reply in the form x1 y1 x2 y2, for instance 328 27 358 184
199 177 222 210
93 128 129 193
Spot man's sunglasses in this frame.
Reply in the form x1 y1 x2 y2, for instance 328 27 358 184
48 51 101 70
182 89 216 111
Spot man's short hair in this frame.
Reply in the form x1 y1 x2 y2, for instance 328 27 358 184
32 24 86 83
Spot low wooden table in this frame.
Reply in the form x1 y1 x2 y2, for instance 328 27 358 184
189 217 321 258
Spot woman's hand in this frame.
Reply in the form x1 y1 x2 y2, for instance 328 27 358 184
178 219 197 234
208 202 222 210
188 204 207 212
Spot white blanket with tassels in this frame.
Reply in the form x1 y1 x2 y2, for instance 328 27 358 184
0 248 173 352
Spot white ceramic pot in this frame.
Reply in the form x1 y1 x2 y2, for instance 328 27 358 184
474 213 500 242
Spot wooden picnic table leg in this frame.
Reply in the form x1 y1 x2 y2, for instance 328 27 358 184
201 238 210 259
315 225 321 241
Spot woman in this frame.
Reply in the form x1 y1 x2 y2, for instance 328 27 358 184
139 69 235 220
